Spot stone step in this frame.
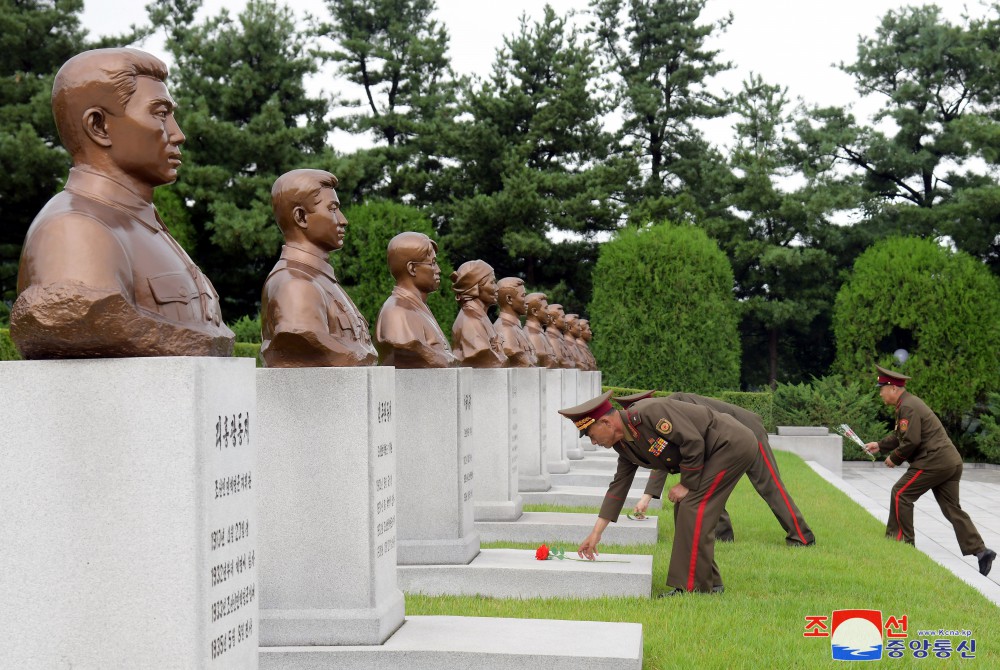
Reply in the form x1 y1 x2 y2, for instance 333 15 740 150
475 511 658 545
520 485 663 510
396 548 651 598
551 471 652 489
260 615 643 669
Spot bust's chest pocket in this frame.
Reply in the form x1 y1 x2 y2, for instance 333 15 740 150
148 271 201 321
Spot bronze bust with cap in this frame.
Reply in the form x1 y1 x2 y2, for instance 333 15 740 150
260 169 377 367
11 48 233 358
374 232 457 368
450 260 507 368
493 277 536 368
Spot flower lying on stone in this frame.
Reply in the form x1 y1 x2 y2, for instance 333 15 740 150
535 544 550 560
534 544 629 563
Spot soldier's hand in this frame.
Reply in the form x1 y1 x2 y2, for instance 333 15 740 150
667 483 689 503
632 494 653 517
884 456 896 468
578 531 601 560
864 442 880 455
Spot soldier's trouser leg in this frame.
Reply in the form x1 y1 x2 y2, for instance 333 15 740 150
747 440 815 545
887 467 934 545
715 509 734 541
930 463 986 556
667 439 756 593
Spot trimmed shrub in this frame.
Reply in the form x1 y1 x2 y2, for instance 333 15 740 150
834 237 1000 425
337 200 457 333
773 375 887 460
590 223 740 394
233 342 262 367
229 314 262 344
0 327 20 361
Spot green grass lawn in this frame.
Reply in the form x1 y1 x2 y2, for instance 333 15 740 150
406 453 998 668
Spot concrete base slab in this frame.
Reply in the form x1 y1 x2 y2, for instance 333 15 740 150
476 511 659 545
521 486 663 510
397 548 651 598
552 471 651 488
547 459 571 474
566 446 585 460
260 615 643 670
570 458 624 471
474 496 524 522
518 473 551 492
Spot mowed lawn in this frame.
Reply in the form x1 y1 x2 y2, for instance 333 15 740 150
406 453 999 669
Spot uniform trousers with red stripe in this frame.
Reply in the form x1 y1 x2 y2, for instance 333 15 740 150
666 436 757 593
888 463 986 555
715 439 815 546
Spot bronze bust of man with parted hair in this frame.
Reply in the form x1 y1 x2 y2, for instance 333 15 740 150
374 231 457 368
524 291 557 368
563 313 588 370
450 260 507 368
11 48 233 358
544 303 571 368
493 277 536 368
260 169 377 368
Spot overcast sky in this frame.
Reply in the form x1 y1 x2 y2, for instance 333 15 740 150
80 0 984 150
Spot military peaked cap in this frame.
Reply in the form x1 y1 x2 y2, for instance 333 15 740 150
559 390 614 436
614 390 655 409
875 364 910 387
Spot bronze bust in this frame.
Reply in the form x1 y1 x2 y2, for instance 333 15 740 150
563 313 588 370
493 277 537 368
260 169 377 367
578 318 598 370
374 232 457 368
450 260 507 368
544 303 571 368
10 48 233 358
524 292 557 369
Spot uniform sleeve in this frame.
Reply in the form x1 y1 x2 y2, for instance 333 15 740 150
599 455 638 522
877 433 899 453
644 469 667 498
888 404 922 465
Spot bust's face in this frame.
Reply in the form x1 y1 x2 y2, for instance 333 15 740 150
549 308 565 330
478 274 498 306
409 252 441 294
106 76 185 188
510 286 527 315
303 188 347 251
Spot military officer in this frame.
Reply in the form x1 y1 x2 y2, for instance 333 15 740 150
621 391 815 546
561 391 757 594
864 365 995 576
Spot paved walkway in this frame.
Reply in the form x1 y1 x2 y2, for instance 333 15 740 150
809 460 1000 607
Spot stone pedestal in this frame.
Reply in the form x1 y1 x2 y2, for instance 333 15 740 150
395 369 479 564
577 372 598 451
544 369 569 474
256 367 404 646
562 369 584 460
771 427 843 477
512 368 549 492
0 357 258 669
470 369 523 521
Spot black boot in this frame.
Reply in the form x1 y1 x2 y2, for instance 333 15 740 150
977 548 996 576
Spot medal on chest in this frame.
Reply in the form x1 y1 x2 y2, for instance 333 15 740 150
648 437 668 457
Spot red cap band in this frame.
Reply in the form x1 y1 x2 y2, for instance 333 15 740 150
878 375 906 387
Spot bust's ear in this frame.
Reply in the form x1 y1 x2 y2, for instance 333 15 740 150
292 205 308 230
406 261 417 277
82 107 112 148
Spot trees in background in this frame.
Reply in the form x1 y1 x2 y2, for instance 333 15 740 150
589 222 740 393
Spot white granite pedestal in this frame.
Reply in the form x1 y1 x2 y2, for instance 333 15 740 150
261 616 643 670
513 368 550 492
562 369 584 460
771 426 843 477
256 367 404 646
470 369 523 522
0 357 258 669
545 369 570 474
395 369 479 564
577 371 598 451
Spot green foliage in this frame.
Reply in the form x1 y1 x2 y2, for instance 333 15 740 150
590 222 740 393
972 393 1000 463
0 327 20 360
834 237 1000 425
590 0 732 210
149 0 334 316
232 342 262 367
773 375 886 460
337 200 457 330
228 314 261 344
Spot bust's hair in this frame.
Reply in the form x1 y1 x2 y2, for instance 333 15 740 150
497 277 524 305
525 292 548 312
271 169 339 235
52 48 170 157
387 232 438 281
